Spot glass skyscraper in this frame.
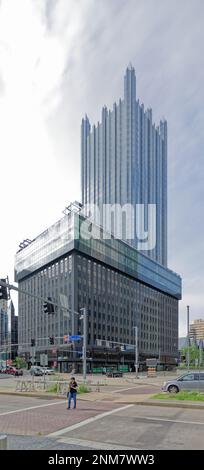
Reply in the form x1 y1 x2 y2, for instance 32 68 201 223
15 67 181 370
81 65 167 266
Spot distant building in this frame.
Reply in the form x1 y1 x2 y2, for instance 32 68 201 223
178 337 187 350
0 301 8 364
0 299 8 346
190 319 204 341
0 300 18 361
8 301 18 360
0 309 8 345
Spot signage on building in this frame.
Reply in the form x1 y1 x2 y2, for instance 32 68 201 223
40 354 48 367
146 358 158 367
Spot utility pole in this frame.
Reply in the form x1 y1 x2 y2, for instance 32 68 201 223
80 308 87 382
134 326 138 378
187 305 190 372
199 340 203 370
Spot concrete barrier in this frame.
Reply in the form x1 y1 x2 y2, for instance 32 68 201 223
0 435 7 450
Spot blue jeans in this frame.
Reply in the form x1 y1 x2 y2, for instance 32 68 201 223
68 392 77 408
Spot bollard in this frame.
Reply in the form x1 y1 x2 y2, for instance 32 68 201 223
0 435 7 450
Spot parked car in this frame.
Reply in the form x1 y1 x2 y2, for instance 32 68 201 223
30 366 44 376
106 371 123 378
162 372 204 393
41 367 55 375
1 366 23 376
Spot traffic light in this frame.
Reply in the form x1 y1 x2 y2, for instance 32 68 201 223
31 338 35 347
49 336 54 345
63 335 69 343
0 279 8 300
43 297 55 314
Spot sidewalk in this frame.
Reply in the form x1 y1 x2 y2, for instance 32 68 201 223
1 387 204 410
6 434 92 450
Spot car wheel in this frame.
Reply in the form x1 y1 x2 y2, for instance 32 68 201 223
168 385 179 393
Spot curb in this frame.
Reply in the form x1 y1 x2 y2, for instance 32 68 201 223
118 399 204 410
0 390 64 400
0 390 99 401
1 390 204 409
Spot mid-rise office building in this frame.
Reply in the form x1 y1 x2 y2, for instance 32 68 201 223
15 207 181 371
81 65 167 266
190 319 204 341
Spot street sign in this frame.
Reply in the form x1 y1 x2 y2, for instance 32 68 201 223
69 335 81 341
146 358 157 367
40 354 48 367
60 294 69 309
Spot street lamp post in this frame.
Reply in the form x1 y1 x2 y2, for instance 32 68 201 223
187 305 190 372
134 326 138 378
80 308 87 382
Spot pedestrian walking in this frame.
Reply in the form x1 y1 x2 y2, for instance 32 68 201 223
67 377 78 409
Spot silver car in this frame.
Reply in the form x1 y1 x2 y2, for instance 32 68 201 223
162 372 204 393
30 366 44 376
41 367 55 375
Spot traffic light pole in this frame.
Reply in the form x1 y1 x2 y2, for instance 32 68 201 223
0 279 78 316
0 280 88 376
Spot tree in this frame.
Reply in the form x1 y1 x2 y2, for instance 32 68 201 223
181 344 203 366
13 357 27 369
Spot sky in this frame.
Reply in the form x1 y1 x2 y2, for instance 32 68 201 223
0 0 203 337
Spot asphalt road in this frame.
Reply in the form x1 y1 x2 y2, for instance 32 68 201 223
51 404 204 450
0 394 204 449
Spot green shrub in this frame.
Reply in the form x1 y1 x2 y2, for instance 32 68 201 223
153 391 204 401
47 383 59 393
78 384 91 394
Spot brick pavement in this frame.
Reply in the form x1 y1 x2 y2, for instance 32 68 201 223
0 396 118 436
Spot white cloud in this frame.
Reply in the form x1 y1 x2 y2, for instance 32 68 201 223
0 0 203 334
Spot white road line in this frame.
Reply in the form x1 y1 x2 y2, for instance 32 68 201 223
112 386 158 394
112 386 142 393
0 400 65 416
48 404 134 437
137 416 204 426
